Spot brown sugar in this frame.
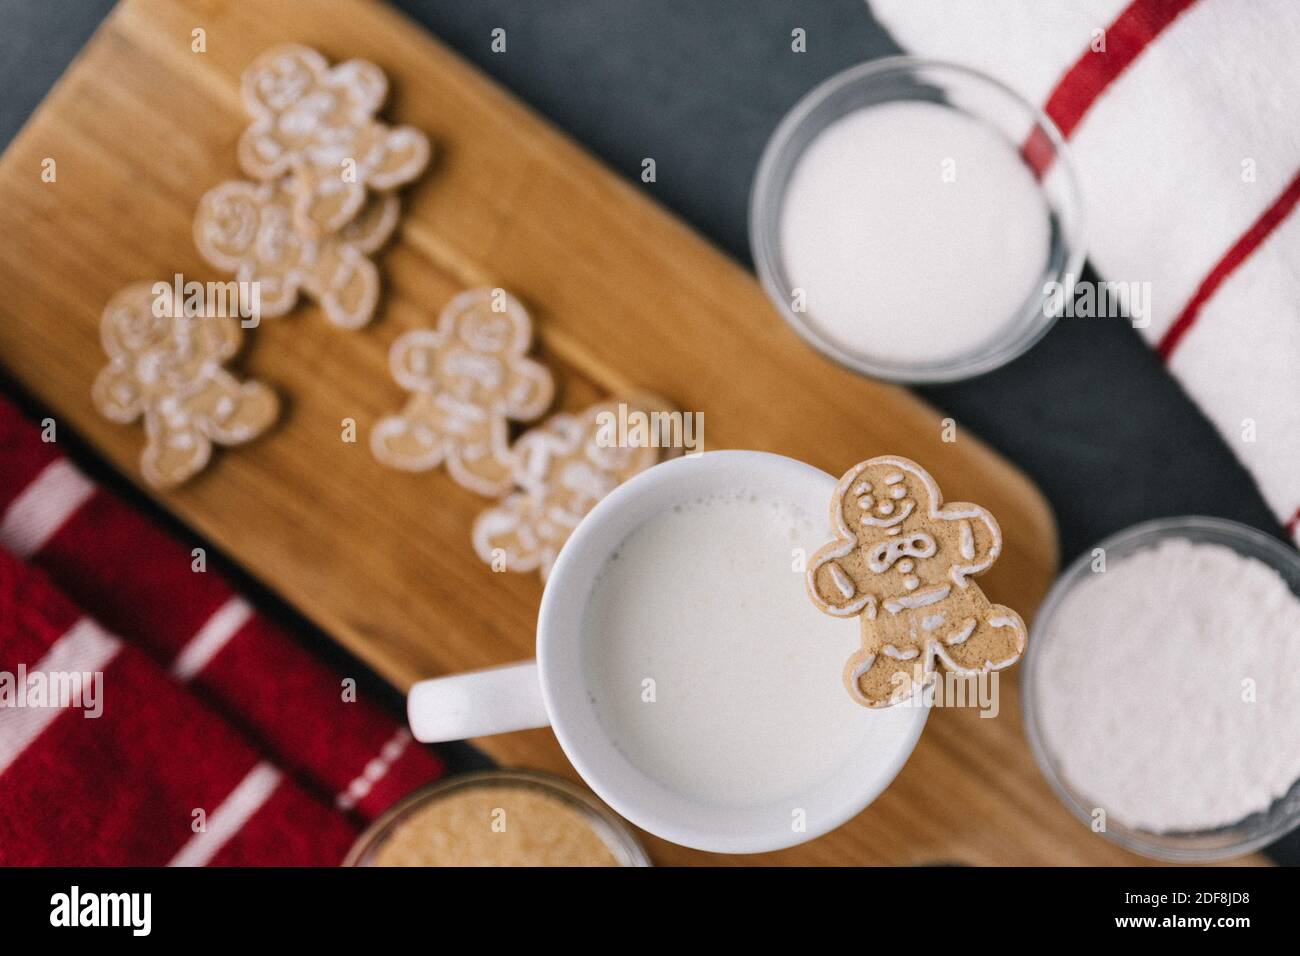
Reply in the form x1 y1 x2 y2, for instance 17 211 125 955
369 784 624 867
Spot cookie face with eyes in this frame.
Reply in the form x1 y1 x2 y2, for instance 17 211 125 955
807 456 1027 708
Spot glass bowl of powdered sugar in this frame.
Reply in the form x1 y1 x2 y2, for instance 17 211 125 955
1023 516 1300 861
750 57 1085 383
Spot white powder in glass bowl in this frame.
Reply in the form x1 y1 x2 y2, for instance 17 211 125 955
1036 538 1300 833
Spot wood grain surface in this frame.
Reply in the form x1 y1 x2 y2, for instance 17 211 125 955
0 0 1261 865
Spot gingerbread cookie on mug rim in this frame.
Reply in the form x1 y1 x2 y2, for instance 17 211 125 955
806 455 1027 708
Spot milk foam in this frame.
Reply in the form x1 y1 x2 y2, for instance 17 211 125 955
582 490 878 808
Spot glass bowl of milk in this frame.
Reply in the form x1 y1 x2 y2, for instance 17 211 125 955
751 57 1085 383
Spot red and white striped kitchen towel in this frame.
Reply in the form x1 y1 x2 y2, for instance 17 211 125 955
869 0 1300 542
0 396 445 864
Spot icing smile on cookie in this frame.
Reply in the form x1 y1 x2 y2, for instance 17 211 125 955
859 499 913 528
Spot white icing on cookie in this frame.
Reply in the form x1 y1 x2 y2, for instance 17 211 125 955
883 583 950 613
865 532 936 573
959 519 975 560
829 563 856 600
944 618 976 646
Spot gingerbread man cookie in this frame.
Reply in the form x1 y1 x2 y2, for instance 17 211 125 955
92 283 279 490
370 288 554 496
194 178 399 329
237 44 431 236
807 456 1026 707
472 394 677 580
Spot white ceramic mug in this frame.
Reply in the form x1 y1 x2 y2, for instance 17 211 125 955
407 451 929 853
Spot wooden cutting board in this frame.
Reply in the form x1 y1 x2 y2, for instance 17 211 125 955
0 0 1259 866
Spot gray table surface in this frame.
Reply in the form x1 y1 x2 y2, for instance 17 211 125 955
1 0 1293 863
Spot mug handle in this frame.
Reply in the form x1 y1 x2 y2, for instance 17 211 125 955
407 660 550 743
